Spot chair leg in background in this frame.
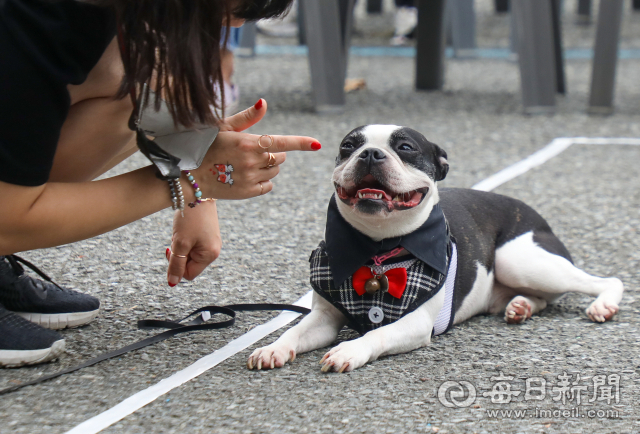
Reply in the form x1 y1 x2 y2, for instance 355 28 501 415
495 0 509 13
588 0 624 114
415 0 447 90
576 0 592 24
550 0 566 94
300 0 355 113
511 0 557 113
449 0 476 58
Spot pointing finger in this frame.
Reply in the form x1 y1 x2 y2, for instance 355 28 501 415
254 135 321 153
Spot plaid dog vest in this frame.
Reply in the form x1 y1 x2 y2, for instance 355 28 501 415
309 240 454 335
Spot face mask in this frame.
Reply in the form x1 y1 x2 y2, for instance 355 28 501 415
131 84 219 180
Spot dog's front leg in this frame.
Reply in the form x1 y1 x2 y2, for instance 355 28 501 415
247 292 347 370
320 289 444 373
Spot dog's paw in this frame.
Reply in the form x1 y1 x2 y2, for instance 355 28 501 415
247 343 296 370
504 296 532 324
586 299 619 323
319 340 372 373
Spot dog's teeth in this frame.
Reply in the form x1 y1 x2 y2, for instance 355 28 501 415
393 195 400 201
376 194 382 199
358 192 363 199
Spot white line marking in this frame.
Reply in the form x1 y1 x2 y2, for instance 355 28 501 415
472 137 640 192
67 136 640 434
65 292 312 434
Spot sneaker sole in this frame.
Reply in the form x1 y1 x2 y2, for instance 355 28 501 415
0 339 65 368
15 309 99 330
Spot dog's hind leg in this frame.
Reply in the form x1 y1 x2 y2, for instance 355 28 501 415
486 283 547 324
494 231 623 323
503 295 547 324
247 293 347 370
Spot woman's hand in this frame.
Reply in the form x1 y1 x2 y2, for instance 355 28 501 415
166 200 221 286
163 99 320 286
191 99 321 200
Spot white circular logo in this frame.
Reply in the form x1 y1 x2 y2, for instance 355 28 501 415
438 381 477 408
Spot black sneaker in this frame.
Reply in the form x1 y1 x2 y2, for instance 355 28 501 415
0 255 100 330
0 303 65 367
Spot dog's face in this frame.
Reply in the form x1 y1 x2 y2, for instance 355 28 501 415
332 125 448 240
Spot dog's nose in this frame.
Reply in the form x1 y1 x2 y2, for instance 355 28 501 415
358 148 386 164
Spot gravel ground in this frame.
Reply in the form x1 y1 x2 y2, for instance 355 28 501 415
2 2 640 433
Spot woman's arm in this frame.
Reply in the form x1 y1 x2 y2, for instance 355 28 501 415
0 165 176 255
0 131 320 255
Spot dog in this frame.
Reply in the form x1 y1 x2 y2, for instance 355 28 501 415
247 125 624 373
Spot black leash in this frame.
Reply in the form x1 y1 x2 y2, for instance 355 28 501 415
0 303 310 395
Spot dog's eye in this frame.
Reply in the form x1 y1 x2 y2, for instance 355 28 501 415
398 143 414 151
341 142 354 149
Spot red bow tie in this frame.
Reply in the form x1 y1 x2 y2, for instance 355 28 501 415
352 267 408 299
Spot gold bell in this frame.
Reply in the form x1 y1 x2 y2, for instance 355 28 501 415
364 278 380 295
377 274 389 292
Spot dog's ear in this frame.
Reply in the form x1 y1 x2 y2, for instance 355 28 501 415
433 144 449 181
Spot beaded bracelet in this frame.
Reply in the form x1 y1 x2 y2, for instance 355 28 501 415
168 178 185 217
184 170 217 208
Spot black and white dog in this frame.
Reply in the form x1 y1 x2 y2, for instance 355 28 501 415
247 125 624 373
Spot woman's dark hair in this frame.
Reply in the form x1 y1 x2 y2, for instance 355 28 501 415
105 0 294 127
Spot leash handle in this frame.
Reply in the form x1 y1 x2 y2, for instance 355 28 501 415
0 303 310 396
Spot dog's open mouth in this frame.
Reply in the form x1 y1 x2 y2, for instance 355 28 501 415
335 175 428 211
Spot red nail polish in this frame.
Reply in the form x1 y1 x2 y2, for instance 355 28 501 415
311 142 322 150
254 99 263 110
168 282 176 287
165 248 170 260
